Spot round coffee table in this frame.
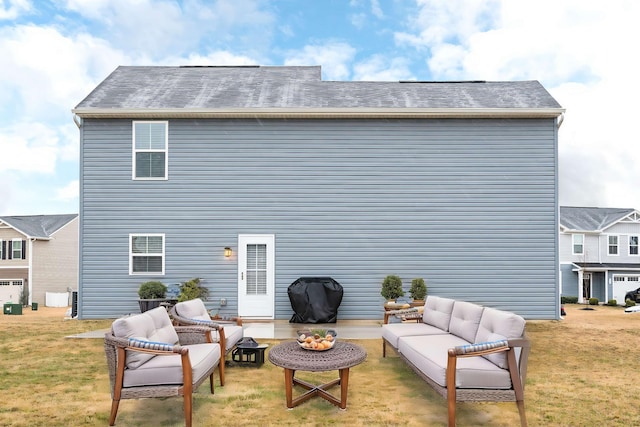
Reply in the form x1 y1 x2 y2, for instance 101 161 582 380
268 340 367 409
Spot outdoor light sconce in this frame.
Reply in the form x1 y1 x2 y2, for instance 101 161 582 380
224 247 232 258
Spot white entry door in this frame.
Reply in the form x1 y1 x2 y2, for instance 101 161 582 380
237 234 275 318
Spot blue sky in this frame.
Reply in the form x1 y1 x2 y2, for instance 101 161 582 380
1 0 639 215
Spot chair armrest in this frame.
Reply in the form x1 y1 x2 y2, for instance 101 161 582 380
175 326 216 345
383 307 421 324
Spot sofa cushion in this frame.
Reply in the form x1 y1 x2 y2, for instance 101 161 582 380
382 322 449 350
422 296 455 331
448 301 484 343
397 335 512 389
112 306 180 369
474 307 526 368
174 298 210 321
211 325 244 352
123 343 221 388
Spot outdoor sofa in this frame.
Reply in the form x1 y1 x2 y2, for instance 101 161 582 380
382 295 530 427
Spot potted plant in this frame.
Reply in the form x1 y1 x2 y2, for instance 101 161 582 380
137 281 167 312
380 274 404 306
409 278 427 307
178 278 209 302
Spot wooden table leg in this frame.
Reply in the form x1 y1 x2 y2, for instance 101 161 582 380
284 368 294 408
339 368 350 409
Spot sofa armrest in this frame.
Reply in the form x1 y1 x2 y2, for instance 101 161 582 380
449 340 510 357
126 337 187 356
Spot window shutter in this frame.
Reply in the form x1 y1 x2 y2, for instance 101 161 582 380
7 241 12 260
1 240 4 260
21 240 26 259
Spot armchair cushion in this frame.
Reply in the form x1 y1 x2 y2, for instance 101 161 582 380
112 306 179 369
123 343 221 388
173 298 210 321
474 307 525 368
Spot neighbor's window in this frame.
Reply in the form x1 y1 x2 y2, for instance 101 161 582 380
608 235 619 255
12 239 23 259
572 234 584 255
133 121 168 179
630 236 639 256
130 234 164 274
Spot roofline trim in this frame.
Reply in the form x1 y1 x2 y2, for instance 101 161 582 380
71 107 565 119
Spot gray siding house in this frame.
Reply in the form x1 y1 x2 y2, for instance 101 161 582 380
73 65 564 320
560 206 640 303
0 214 78 306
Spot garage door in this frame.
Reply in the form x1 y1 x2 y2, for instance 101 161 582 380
0 279 24 305
613 275 640 303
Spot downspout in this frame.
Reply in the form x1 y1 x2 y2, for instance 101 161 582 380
556 113 564 129
28 238 34 305
73 114 82 128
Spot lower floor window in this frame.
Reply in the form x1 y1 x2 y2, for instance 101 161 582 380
130 234 164 274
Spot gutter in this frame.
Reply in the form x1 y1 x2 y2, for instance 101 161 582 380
71 107 566 120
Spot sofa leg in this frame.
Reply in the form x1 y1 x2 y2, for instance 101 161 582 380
517 400 527 427
382 340 386 357
184 392 193 427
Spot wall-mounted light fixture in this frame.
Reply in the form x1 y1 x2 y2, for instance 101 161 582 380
224 247 232 258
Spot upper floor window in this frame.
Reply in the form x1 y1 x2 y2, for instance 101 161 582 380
12 239 22 259
572 234 584 255
130 234 164 275
133 121 168 179
608 235 619 255
630 236 639 256
1 239 25 260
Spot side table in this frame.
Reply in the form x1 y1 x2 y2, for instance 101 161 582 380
268 341 367 409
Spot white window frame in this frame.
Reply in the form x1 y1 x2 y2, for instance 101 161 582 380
630 235 639 256
572 234 584 255
129 233 165 275
12 239 22 259
608 235 619 256
132 121 168 180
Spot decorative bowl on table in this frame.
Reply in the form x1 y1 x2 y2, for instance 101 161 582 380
296 329 337 351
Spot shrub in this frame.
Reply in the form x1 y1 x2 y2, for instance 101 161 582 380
380 275 404 300
409 278 427 300
588 297 599 305
178 278 209 302
138 281 167 299
607 299 618 306
561 296 579 304
626 299 636 307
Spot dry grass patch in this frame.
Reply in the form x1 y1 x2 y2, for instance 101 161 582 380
1 304 639 426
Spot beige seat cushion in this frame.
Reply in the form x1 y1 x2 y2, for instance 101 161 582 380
398 335 512 389
382 322 449 350
123 343 221 388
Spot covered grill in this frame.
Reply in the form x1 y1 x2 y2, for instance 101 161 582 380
287 277 343 323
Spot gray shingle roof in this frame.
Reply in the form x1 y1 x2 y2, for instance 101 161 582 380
560 207 636 231
73 65 563 117
0 214 78 239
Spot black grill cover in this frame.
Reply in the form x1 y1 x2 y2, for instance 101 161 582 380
287 277 343 323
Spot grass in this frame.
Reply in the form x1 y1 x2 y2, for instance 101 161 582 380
1 304 640 426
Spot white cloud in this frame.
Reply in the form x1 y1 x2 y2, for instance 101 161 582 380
0 121 60 173
353 55 414 81
0 0 31 20
370 0 383 19
56 180 79 202
284 42 356 80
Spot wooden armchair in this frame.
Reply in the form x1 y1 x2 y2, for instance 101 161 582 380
104 307 223 427
170 299 244 366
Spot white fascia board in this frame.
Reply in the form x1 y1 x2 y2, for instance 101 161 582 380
72 107 565 119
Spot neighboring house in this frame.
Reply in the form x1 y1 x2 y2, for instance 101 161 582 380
72 65 564 320
0 214 78 306
560 206 640 304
